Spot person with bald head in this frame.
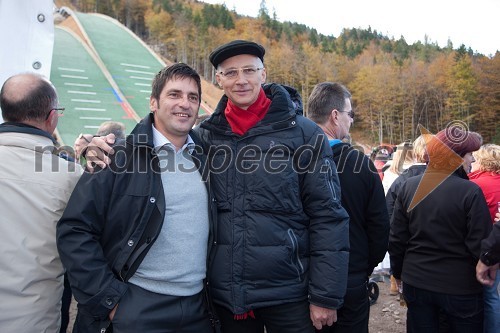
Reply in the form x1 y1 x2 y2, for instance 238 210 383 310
0 73 82 332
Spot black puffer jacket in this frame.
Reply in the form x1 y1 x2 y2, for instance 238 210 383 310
197 83 350 314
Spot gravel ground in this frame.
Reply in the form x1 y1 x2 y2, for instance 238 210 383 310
369 276 408 333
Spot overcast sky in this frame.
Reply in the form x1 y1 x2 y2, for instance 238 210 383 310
203 0 499 56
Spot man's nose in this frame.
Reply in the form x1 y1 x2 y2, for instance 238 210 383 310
234 70 248 82
179 95 191 107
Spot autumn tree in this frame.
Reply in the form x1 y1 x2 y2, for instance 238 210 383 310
475 53 500 142
144 8 175 55
63 0 500 145
446 52 478 126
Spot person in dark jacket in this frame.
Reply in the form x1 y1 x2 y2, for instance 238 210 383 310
196 40 350 333
307 82 389 333
389 126 492 333
56 64 216 333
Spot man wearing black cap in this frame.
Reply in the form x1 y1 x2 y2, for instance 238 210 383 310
196 40 350 332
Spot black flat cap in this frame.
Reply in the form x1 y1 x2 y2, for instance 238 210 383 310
209 40 265 68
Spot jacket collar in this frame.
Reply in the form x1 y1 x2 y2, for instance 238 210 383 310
126 112 201 149
454 167 469 180
127 113 208 181
202 83 302 136
0 122 55 144
468 169 500 180
426 166 470 180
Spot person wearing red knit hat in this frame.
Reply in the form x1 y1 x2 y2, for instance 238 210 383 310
390 125 492 333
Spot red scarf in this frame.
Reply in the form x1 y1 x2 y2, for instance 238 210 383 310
224 88 271 135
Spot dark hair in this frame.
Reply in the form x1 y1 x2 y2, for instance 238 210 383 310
0 74 57 122
307 82 351 124
151 63 201 103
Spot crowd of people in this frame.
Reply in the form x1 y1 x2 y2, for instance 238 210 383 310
0 39 499 333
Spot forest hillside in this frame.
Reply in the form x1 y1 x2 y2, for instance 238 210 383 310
57 0 500 145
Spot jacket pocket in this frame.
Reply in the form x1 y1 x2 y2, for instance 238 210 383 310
324 159 339 201
245 166 302 213
209 149 231 210
73 311 111 333
446 293 483 318
110 299 127 330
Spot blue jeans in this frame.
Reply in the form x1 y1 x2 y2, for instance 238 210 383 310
403 283 483 333
483 270 500 333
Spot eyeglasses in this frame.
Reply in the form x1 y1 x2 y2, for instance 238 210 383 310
45 107 65 120
217 67 263 79
338 109 355 119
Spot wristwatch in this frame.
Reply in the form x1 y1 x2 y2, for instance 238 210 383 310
480 251 499 266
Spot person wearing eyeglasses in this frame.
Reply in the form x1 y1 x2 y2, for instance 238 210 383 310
307 82 389 333
0 73 82 332
194 40 350 333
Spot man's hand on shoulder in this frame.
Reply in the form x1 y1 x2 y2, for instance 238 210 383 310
310 304 337 330
82 133 116 172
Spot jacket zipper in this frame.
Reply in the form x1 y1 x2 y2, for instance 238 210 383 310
288 229 304 281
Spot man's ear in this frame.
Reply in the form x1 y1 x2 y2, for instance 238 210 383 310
215 73 223 87
44 109 57 130
149 97 157 112
260 68 267 84
330 109 339 125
